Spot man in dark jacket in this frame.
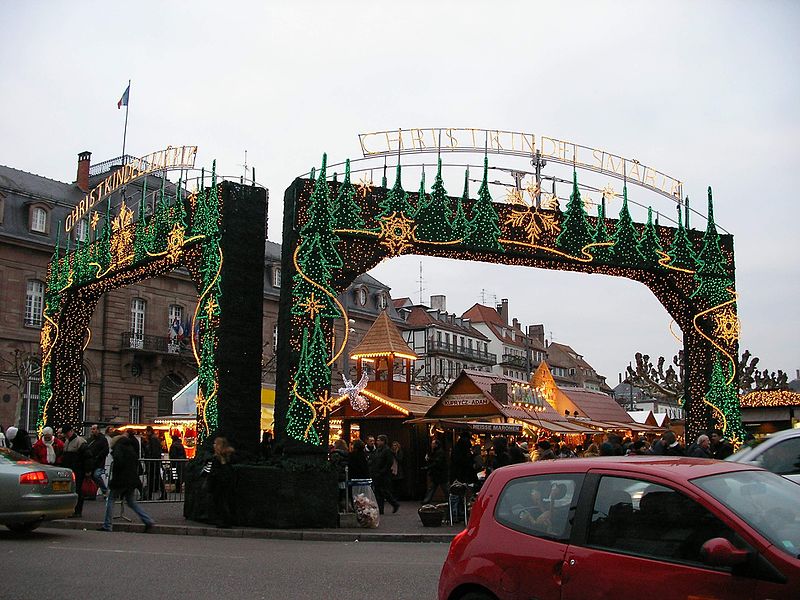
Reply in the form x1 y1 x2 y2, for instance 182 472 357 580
98 434 154 532
86 424 110 497
710 430 734 460
143 426 164 500
370 434 400 514
61 424 89 517
422 439 448 504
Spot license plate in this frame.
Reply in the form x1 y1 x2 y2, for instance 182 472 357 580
52 481 70 492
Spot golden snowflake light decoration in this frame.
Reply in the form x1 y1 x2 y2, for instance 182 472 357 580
109 201 134 266
504 205 561 245
90 211 100 231
601 184 618 202
505 188 526 205
313 390 343 418
204 295 220 320
525 180 541 204
378 211 416 255
298 291 326 320
166 223 186 262
713 308 740 346
357 175 373 198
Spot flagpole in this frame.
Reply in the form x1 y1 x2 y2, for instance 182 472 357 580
121 79 130 162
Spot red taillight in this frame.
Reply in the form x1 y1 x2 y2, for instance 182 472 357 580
20 471 49 485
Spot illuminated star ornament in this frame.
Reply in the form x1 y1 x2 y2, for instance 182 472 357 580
298 291 326 320
601 184 617 202
313 390 342 418
166 224 186 262
338 372 370 412
378 211 416 255
713 308 740 345
90 211 100 231
525 180 541 204
204 295 220 320
357 175 373 198
505 188 526 205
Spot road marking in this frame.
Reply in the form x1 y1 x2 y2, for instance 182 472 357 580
48 546 246 559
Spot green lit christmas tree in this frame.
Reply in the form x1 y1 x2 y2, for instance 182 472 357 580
705 355 747 443
464 156 504 253
377 163 414 219
609 185 644 267
415 159 455 242
666 200 698 271
451 168 472 241
134 195 151 262
691 188 733 306
332 160 365 231
300 154 341 269
555 170 594 257
637 207 664 268
291 233 342 320
592 201 613 262
286 321 329 445
97 199 113 271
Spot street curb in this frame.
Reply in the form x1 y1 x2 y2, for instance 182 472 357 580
42 519 456 543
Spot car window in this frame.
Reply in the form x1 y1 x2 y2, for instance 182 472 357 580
758 438 800 476
586 476 742 566
0 447 35 464
693 471 800 558
495 474 584 541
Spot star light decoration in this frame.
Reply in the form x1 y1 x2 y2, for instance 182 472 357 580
166 223 185 262
378 211 417 255
601 184 618 202
109 201 134 265
526 180 541 204
338 372 370 412
312 389 343 418
505 188 526 205
713 308 740 346
357 175 373 198
90 211 100 231
297 291 326 320
204 296 220 320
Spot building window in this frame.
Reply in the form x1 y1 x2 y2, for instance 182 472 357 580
0 191 5 224
75 218 89 243
168 304 183 352
25 280 45 327
30 206 48 233
357 287 367 306
129 395 142 423
273 324 279 353
20 359 41 432
377 293 388 310
131 298 146 348
273 267 281 288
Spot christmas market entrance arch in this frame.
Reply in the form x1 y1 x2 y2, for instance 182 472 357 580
38 164 266 455
275 130 744 453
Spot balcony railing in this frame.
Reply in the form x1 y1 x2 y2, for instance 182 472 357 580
426 340 496 365
122 332 189 355
500 353 528 369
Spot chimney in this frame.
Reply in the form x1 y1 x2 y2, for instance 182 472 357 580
76 151 91 192
496 298 509 324
512 317 520 330
491 383 509 405
528 324 545 344
430 294 447 312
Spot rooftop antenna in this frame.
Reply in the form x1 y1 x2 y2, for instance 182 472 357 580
238 150 248 184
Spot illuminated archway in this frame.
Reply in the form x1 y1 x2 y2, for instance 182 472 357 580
38 166 266 453
275 136 743 452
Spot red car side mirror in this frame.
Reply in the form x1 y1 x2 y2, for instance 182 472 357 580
701 537 750 567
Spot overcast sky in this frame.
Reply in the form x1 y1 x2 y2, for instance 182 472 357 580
1 1 798 384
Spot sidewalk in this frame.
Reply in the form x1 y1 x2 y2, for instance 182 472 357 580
42 497 462 543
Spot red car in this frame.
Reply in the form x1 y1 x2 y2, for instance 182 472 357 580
439 457 800 600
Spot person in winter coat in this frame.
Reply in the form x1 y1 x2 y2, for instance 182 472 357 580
688 434 713 459
450 432 477 484
61 424 90 517
98 434 154 532
369 434 399 515
347 438 370 479
9 427 32 457
168 435 187 494
329 438 349 510
422 438 448 504
31 427 64 465
208 436 236 528
86 424 110 497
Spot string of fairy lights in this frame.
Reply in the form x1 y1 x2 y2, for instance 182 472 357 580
287 151 744 446
37 163 225 444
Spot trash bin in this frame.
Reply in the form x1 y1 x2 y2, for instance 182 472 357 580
348 478 379 528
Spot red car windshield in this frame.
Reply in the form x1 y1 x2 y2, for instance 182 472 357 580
693 470 800 558
0 447 36 464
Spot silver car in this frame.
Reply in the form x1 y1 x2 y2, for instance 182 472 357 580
0 447 77 532
727 428 800 484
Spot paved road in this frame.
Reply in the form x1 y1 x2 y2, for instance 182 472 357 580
1 528 449 600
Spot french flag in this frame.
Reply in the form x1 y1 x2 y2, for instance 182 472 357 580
117 84 130 109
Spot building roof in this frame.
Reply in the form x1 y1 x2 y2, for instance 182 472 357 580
740 390 800 407
403 306 489 340
559 386 634 422
462 302 505 327
461 303 545 351
349 310 418 359
0 164 81 203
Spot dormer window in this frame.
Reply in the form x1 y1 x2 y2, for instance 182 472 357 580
357 287 367 306
272 267 281 288
30 206 48 233
75 218 89 243
377 293 388 310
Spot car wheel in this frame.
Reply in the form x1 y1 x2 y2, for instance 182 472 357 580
6 521 42 533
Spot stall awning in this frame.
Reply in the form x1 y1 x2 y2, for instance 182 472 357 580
566 417 663 432
405 417 523 435
531 419 596 434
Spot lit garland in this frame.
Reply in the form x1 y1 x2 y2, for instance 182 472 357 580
282 152 743 446
37 162 230 446
740 390 800 408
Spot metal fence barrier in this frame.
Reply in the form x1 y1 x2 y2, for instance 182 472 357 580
137 457 188 503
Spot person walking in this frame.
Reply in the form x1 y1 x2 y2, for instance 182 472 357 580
86 424 110 497
97 433 154 532
370 434 399 514
31 426 63 465
390 440 405 500
61 424 89 517
422 438 448 504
